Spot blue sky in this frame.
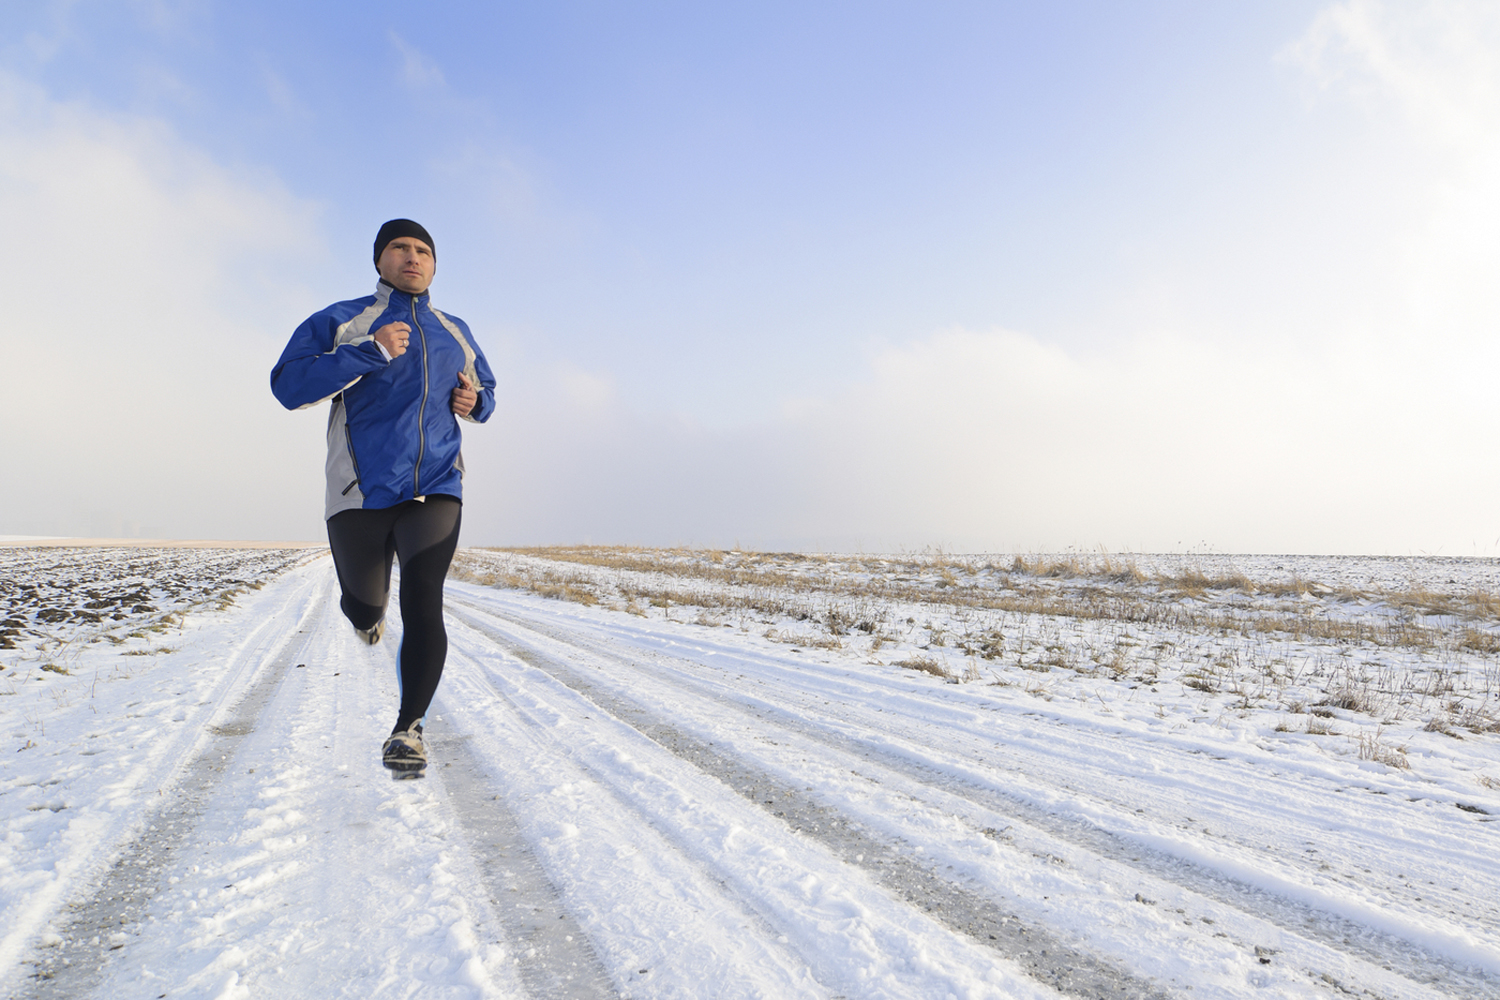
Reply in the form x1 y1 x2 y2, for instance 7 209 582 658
3 1 1499 553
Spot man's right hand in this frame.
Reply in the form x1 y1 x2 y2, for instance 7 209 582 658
373 321 412 359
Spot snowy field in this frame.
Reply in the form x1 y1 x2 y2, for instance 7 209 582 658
2 545 1499 999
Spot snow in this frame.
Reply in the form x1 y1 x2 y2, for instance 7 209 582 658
2 545 1498 998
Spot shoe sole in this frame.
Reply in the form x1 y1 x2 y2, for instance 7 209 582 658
382 738 425 777
383 755 426 770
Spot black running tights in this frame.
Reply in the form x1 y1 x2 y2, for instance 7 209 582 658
326 495 461 733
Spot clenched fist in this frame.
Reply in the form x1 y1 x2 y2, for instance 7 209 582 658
373 321 411 359
451 371 477 417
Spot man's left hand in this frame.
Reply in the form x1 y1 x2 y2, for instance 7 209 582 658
451 371 478 417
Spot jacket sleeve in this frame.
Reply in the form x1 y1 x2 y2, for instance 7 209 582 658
270 311 390 411
460 318 498 424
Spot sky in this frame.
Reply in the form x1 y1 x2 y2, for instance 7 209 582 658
2 0 1499 554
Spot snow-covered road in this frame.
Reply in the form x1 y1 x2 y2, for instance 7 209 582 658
3 552 1498 998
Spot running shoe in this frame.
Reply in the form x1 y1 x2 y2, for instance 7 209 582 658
356 618 385 645
382 722 426 776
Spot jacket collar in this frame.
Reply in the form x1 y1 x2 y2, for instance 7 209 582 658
376 278 429 308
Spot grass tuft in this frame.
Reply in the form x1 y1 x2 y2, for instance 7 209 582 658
894 655 952 681
1356 727 1410 769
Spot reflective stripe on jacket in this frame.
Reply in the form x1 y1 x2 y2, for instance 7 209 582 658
271 280 496 519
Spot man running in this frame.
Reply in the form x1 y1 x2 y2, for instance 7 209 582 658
271 219 495 776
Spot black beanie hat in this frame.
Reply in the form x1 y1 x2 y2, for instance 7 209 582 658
373 219 435 267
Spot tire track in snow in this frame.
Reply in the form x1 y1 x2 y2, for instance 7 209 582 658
18 588 329 999
447 601 1175 1000
425 731 621 999
656 663 1500 1000
449 594 1498 1000
679 644 1500 945
508 603 1500 999
437 645 851 998
77 573 544 999
362 568 622 997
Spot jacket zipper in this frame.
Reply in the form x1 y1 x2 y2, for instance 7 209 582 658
411 297 430 496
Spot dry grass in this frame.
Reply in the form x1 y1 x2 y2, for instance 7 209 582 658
894 655 952 681
1459 628 1500 654
451 546 1500 733
1306 716 1339 736
468 546 1497 654
764 629 842 650
1356 727 1411 769
1321 681 1380 717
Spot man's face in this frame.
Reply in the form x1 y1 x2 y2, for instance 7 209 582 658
377 237 435 294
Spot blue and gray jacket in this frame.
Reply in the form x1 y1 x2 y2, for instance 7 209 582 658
271 280 496 519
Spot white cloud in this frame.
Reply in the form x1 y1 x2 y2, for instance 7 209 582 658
1288 0 1500 147
462 322 1500 554
131 0 211 40
1281 0 1500 337
793 327 1499 554
388 31 446 91
457 1 1500 556
0 71 331 540
259 64 311 122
